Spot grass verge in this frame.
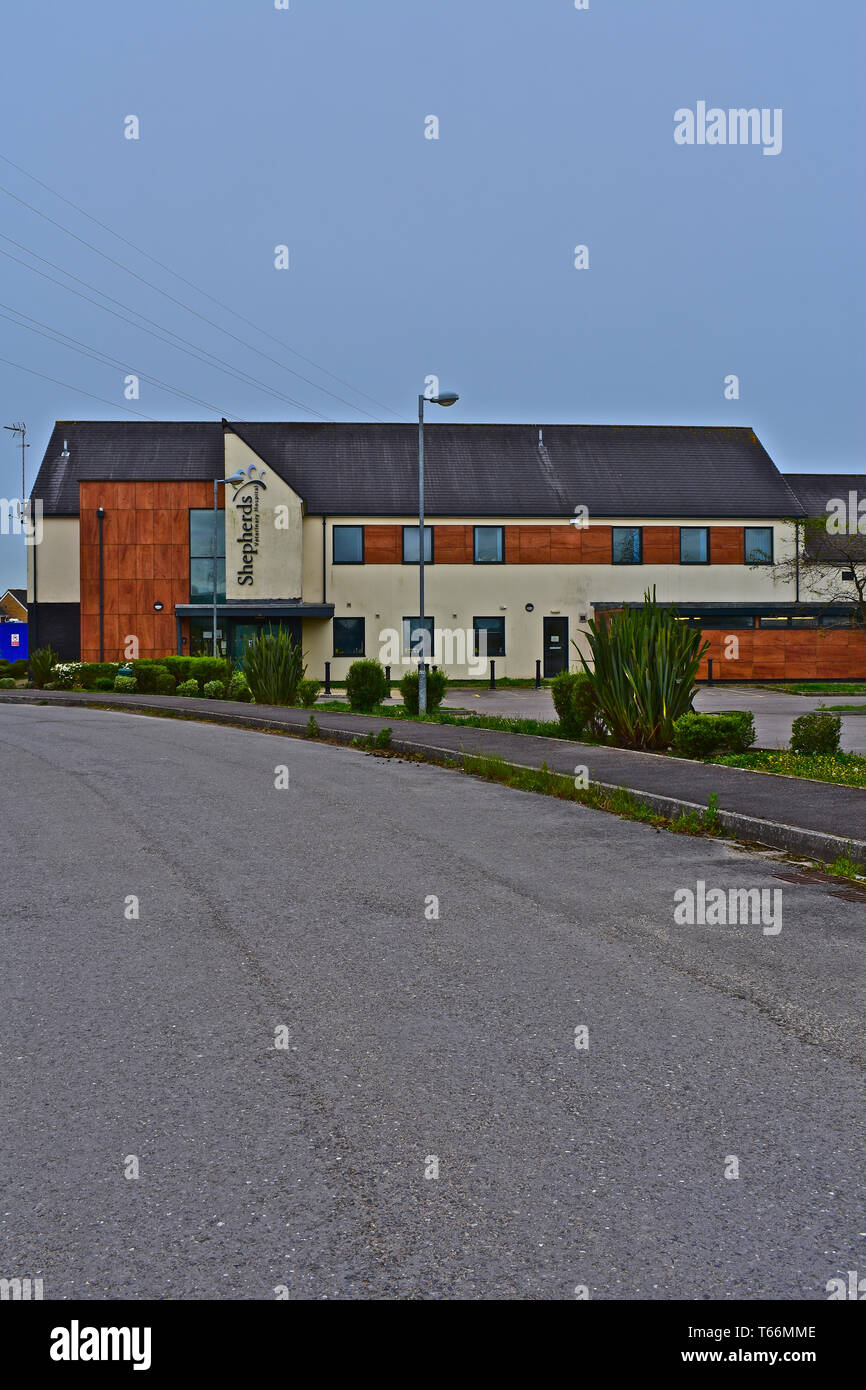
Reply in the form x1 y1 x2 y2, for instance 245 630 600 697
713 749 866 788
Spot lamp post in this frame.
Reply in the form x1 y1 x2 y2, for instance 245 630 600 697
417 389 459 712
213 472 245 657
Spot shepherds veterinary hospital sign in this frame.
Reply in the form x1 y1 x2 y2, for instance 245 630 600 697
230 463 267 587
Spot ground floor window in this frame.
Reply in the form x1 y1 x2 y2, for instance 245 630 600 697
334 616 365 657
473 616 505 656
188 619 227 656
402 616 434 657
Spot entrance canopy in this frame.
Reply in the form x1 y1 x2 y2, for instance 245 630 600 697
175 601 334 620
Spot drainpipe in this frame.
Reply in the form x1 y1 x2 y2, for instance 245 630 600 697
31 531 38 649
322 515 327 603
794 520 800 603
97 506 105 661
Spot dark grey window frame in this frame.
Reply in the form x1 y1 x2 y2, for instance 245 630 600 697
473 616 506 656
333 525 365 565
744 526 774 565
612 526 643 565
473 526 504 564
333 616 366 657
402 525 434 565
680 526 710 565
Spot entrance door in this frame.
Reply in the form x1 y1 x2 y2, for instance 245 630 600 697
543 617 568 677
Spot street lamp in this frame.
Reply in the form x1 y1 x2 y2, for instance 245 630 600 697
213 471 245 657
417 389 459 712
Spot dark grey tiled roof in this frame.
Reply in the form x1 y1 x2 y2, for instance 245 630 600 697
784 473 866 516
32 420 803 519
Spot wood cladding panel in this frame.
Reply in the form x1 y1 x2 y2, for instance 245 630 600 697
433 525 473 563
642 526 678 564
710 527 745 564
364 525 402 563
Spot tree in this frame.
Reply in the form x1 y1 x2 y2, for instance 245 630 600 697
757 511 866 629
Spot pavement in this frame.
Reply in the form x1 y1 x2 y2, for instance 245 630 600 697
2 688 864 863
0 703 863 1300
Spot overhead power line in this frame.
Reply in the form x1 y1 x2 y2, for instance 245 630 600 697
0 234 332 418
0 302 240 419
0 356 157 419
0 159 405 422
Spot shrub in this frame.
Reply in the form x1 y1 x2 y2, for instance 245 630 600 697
49 661 83 690
202 680 224 699
28 644 59 689
346 659 389 712
551 670 604 739
575 589 708 750
227 672 252 703
0 676 16 688
130 661 171 694
176 679 200 697
672 711 756 760
154 669 176 695
790 708 842 756
94 677 115 691
296 678 321 707
44 682 59 690
11 659 27 676
161 656 193 684
78 662 120 689
399 666 447 715
192 656 233 687
113 675 137 693
243 627 305 706
305 714 320 738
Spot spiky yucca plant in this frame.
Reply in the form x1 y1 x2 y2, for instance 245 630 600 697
575 589 708 750
242 627 305 706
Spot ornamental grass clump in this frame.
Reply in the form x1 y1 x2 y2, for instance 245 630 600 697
242 626 305 707
576 589 708 750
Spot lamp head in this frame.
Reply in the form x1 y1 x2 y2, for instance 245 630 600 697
431 391 459 407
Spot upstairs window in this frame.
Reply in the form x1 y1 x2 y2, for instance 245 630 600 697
744 527 773 564
402 526 433 564
473 526 504 563
680 527 709 564
612 526 642 564
333 526 364 564
189 509 225 602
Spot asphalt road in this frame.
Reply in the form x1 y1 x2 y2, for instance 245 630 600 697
0 704 863 1301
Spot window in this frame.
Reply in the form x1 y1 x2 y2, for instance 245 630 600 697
744 527 773 564
690 612 754 629
402 526 433 564
333 616 365 657
473 617 505 657
757 615 791 627
821 612 854 628
189 509 225 602
402 616 434 658
333 526 364 564
680 527 709 564
474 526 504 564
612 526 642 564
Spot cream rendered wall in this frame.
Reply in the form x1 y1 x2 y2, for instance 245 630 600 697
29 517 80 602
224 433 304 599
299 516 798 679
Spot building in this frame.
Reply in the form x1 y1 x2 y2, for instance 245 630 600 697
0 588 27 622
27 420 866 681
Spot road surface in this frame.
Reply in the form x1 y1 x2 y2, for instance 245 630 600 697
0 704 862 1299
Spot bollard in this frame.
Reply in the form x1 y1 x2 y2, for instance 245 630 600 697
324 661 331 696
707 658 713 687
490 660 496 691
385 665 391 687
535 659 542 690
